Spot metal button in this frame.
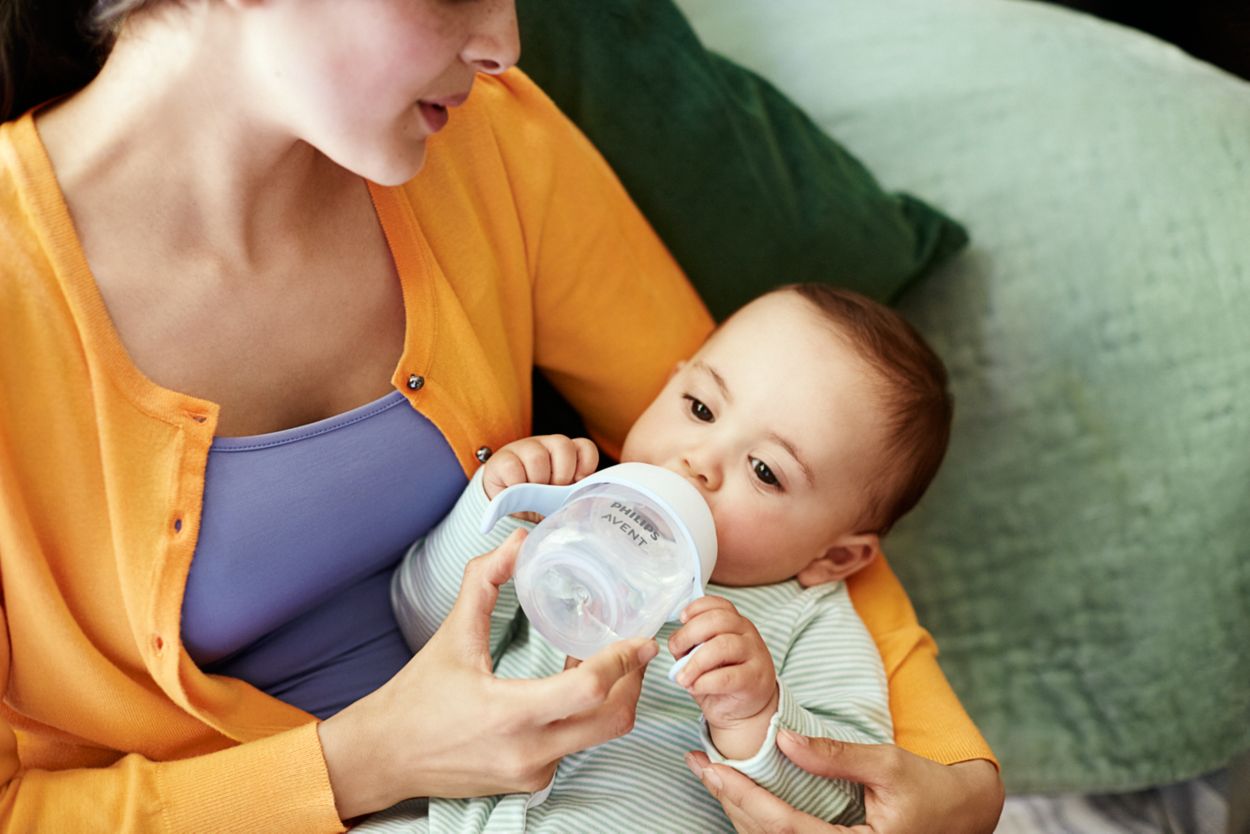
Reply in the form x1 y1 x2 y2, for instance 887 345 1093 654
475 446 493 463
407 374 425 391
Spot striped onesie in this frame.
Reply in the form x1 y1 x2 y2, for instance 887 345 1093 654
362 470 892 833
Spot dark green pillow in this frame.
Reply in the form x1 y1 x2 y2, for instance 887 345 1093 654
516 0 968 321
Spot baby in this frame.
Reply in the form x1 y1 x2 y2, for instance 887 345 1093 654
366 284 952 833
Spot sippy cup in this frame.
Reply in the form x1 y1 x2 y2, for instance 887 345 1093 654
480 463 717 669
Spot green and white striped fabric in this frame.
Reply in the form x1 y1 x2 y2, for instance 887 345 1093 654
366 470 891 833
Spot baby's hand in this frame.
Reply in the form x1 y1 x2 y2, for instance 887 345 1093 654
669 596 779 759
482 434 599 500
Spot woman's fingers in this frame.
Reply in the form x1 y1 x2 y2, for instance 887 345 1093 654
773 733 1005 834
518 637 657 724
685 753 843 834
777 730 900 788
442 530 526 659
536 652 650 758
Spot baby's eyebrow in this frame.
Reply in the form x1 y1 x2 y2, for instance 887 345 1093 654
693 360 814 488
692 360 732 403
771 431 816 488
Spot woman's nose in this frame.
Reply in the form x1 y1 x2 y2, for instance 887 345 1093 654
462 0 522 75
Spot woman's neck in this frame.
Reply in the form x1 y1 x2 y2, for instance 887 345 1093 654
35 5 354 272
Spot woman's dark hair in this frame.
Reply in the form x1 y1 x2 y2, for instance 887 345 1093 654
1 0 156 121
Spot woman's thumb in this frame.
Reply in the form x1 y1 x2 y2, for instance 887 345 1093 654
445 529 527 649
777 730 898 788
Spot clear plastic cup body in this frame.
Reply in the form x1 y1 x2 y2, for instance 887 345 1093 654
514 484 696 660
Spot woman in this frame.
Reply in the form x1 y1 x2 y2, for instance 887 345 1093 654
0 0 1002 830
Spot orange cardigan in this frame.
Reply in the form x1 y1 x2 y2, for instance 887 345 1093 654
0 69 992 832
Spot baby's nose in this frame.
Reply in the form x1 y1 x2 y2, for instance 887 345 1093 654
679 454 720 491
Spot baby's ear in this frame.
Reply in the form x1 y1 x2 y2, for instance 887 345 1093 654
796 534 881 588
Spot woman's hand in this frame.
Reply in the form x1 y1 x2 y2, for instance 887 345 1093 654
318 530 657 821
686 730 1004 833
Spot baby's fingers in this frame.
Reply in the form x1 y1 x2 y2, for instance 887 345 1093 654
687 662 774 699
512 440 555 485
539 435 582 485
483 450 529 497
672 634 747 689
572 438 599 481
679 595 736 623
669 607 748 659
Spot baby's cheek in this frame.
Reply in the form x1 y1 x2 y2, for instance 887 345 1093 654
709 509 767 576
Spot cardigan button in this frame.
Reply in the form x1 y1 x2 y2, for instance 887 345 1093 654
475 446 493 463
152 634 165 655
407 374 426 391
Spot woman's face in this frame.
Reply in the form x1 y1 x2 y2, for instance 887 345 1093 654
241 0 520 185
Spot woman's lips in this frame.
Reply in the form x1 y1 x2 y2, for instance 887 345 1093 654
417 101 449 133
416 91 469 134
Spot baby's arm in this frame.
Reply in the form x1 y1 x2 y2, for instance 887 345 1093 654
673 587 892 825
390 435 599 659
670 596 780 759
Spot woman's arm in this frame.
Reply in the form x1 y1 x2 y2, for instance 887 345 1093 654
0 538 654 833
842 554 997 767
0 726 342 833
0 598 344 833
472 71 715 459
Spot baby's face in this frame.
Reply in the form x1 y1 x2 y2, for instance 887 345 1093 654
621 292 890 586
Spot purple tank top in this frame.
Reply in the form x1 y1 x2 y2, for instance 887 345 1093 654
181 391 466 719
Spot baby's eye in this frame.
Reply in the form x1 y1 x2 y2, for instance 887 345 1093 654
684 395 715 423
751 457 779 488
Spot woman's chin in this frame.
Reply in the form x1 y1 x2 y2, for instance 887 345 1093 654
367 144 429 187
332 140 428 187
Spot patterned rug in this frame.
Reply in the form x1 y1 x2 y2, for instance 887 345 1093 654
998 761 1247 833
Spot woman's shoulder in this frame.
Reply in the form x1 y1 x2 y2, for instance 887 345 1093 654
0 116 31 232
0 115 55 300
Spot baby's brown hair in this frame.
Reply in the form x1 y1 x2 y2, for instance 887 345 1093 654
783 283 953 534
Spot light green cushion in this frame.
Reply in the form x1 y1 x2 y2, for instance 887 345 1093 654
677 0 1250 794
